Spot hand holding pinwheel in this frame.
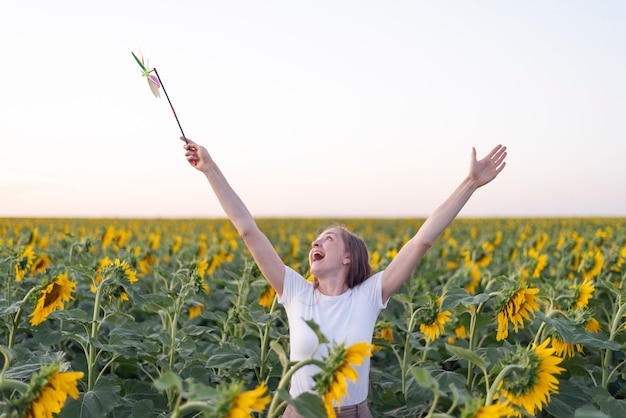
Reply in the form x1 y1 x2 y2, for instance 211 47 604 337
131 51 187 143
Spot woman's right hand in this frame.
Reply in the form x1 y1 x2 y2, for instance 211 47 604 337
181 136 209 171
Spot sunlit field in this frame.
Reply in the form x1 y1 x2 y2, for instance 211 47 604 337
1 217 625 417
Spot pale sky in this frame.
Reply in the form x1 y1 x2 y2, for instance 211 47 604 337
2 1 625 218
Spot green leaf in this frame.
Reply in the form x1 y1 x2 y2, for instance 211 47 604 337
154 371 183 392
0 300 24 315
393 293 415 305
410 367 438 390
205 345 258 370
537 311 621 350
432 370 467 397
285 391 327 418
137 293 175 313
304 319 329 344
270 340 289 370
591 386 626 418
440 287 489 311
574 406 610 418
445 343 486 370
131 400 161 418
546 379 593 418
60 377 120 418
47 308 90 322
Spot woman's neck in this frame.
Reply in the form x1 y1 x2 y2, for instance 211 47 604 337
316 276 349 296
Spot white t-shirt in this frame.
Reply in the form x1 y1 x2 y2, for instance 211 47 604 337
278 266 388 406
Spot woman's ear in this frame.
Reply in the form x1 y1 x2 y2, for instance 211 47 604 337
342 255 351 265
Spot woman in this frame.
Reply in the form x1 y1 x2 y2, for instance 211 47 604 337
182 137 507 417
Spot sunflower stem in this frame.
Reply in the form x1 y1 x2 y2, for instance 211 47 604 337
259 294 278 382
267 358 326 418
401 305 420 394
88 277 106 391
485 364 525 406
0 346 13 380
7 287 38 349
0 377 29 393
424 390 440 418
601 296 626 388
172 400 213 418
466 302 486 390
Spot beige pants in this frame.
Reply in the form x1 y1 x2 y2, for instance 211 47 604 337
282 400 373 418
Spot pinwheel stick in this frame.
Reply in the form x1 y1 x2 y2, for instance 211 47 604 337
152 68 187 144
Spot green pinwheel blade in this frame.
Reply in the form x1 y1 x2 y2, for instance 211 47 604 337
131 51 148 73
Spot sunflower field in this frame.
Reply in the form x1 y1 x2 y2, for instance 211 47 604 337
1 217 625 418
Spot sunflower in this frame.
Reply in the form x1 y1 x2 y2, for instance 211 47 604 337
528 248 548 279
113 258 138 283
208 248 234 275
550 336 583 359
92 258 138 300
31 253 52 276
23 367 84 418
420 311 452 342
585 317 602 333
580 249 604 280
447 324 469 344
461 397 515 418
472 403 515 418
171 235 183 254
419 296 452 342
375 325 394 344
258 285 276 309
91 256 112 292
101 225 114 249
193 259 210 292
572 278 594 310
373 324 394 351
465 265 482 294
148 230 161 250
222 382 270 418
137 251 157 277
497 338 565 416
14 245 36 282
313 341 373 418
30 273 77 326
197 235 208 258
370 250 381 270
188 303 204 319
496 285 540 341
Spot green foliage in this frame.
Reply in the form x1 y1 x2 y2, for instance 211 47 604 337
1 217 626 417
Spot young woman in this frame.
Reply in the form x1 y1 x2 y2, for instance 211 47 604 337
182 137 507 417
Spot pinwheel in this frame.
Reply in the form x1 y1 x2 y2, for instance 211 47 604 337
132 51 161 98
131 51 187 143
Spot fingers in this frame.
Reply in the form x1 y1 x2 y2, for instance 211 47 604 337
494 150 507 168
481 144 507 166
492 145 507 168
182 136 199 154
181 137 200 167
181 136 197 149
485 144 504 158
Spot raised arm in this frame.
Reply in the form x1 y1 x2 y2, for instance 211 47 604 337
182 137 286 296
381 144 507 303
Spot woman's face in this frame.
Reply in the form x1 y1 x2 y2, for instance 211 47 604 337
309 228 350 276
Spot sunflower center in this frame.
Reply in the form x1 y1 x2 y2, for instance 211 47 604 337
43 283 63 307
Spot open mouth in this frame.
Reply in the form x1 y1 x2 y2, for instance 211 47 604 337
311 250 325 261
